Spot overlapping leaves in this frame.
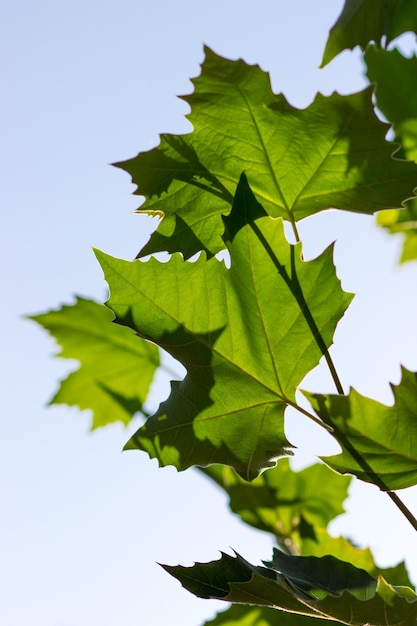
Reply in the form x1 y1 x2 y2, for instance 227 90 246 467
96 175 352 479
30 297 159 428
117 48 417 258
163 550 417 626
202 461 413 590
305 367 417 490
321 0 417 67
203 460 351 549
206 605 331 626
365 45 417 262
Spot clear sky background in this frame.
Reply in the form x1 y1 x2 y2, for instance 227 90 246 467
2 1 417 625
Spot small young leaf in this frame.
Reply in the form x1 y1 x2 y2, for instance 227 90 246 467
264 549 376 600
321 0 417 67
30 297 160 428
117 48 417 258
304 367 417 490
95 176 352 479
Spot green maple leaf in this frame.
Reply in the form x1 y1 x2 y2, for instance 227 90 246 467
163 550 417 626
95 174 352 479
116 48 417 258
304 367 417 490
30 297 160 428
365 45 417 262
321 0 417 67
203 460 351 546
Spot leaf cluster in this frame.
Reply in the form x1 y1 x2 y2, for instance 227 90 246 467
31 1 417 624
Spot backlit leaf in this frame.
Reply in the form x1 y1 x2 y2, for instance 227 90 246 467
304 367 417 490
30 297 160 428
95 175 352 479
321 0 417 67
365 45 417 262
116 48 417 258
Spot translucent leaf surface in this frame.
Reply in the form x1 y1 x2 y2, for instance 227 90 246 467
30 297 160 428
305 367 417 490
365 45 417 262
95 175 352 479
321 0 417 67
117 48 417 258
365 46 417 138
163 551 417 626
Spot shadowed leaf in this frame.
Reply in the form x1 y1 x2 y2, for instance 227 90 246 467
116 48 417 257
305 367 417 490
202 460 351 546
365 45 417 262
321 0 417 67
95 175 352 479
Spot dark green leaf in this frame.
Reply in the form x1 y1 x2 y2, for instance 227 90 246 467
364 46 417 139
163 551 417 625
321 0 417 67
365 45 417 262
304 367 417 490
95 176 352 479
301 530 414 589
265 549 376 600
117 48 417 258
30 297 160 428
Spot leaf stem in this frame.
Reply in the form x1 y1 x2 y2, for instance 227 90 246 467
317 409 417 532
250 219 417 532
285 398 334 433
289 216 301 244
386 492 417 532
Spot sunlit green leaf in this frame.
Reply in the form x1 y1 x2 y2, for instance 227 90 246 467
30 297 159 428
163 550 417 625
321 0 417 67
95 175 352 479
116 48 417 258
304 367 417 490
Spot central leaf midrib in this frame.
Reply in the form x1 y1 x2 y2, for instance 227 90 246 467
236 84 291 218
101 253 289 400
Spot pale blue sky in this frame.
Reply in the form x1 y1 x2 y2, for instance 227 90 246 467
2 1 417 625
